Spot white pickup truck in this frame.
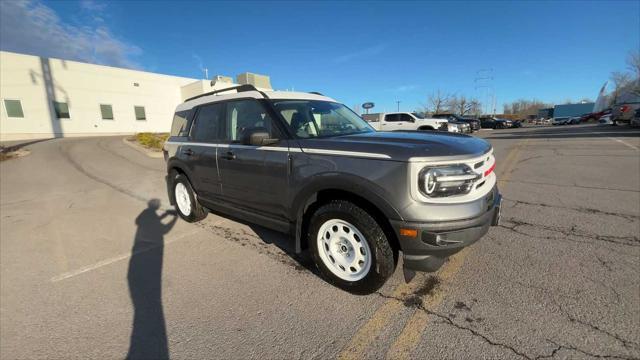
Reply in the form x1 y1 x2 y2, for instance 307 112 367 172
362 112 456 132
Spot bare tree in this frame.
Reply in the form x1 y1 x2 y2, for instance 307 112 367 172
443 94 476 115
428 90 450 114
610 71 632 103
503 99 552 118
627 50 640 79
469 99 482 116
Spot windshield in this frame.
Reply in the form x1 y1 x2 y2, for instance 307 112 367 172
272 100 375 138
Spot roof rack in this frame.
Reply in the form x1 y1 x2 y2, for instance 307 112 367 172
184 84 264 102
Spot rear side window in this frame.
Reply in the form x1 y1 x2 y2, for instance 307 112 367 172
384 114 400 122
170 110 191 136
190 103 225 142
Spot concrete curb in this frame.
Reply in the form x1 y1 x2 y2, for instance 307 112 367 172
122 137 164 158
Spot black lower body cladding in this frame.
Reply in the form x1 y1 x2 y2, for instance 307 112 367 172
390 186 501 273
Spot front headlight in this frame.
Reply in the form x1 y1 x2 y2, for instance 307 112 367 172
419 164 479 197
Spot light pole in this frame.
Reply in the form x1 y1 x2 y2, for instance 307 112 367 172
396 101 401 112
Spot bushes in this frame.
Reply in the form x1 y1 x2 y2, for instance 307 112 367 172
134 133 169 151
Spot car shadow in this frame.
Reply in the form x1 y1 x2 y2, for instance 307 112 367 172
204 208 316 274
126 199 177 360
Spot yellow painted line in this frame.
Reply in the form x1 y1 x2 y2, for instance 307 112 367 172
385 248 470 359
497 139 529 185
338 277 427 360
338 140 527 360
383 140 527 359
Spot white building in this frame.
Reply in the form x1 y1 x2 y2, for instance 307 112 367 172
0 51 272 141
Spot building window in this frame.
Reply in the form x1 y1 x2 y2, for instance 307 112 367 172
100 104 114 120
53 101 70 119
4 99 24 118
134 106 146 120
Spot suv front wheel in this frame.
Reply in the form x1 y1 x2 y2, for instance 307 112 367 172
172 172 207 222
308 200 395 294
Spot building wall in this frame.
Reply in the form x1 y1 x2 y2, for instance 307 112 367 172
553 103 595 118
0 51 198 141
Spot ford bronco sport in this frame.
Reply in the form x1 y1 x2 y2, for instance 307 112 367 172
164 85 501 294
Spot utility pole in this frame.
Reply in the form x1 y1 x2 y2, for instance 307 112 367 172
396 101 401 112
203 68 208 80
474 68 494 115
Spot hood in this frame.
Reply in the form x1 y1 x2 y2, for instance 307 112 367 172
295 131 491 161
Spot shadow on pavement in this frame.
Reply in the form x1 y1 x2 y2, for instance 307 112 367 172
126 199 177 360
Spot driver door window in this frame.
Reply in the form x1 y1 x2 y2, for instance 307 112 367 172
223 99 278 143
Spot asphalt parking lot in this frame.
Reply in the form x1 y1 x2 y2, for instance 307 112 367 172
1 124 639 359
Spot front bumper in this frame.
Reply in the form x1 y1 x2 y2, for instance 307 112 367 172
391 188 501 273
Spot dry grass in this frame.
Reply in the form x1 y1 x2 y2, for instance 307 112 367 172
133 133 169 151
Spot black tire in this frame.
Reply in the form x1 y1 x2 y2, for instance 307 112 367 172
171 172 207 222
417 126 434 131
308 200 395 294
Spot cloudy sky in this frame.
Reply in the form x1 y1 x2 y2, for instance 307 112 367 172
1 0 638 112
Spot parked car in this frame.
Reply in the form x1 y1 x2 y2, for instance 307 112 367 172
480 117 510 129
362 112 449 132
568 117 581 124
164 85 501 294
432 113 481 132
581 108 611 122
611 102 640 126
598 114 613 125
631 108 640 127
511 120 523 128
552 117 570 125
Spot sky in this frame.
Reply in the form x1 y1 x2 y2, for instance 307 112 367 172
1 0 638 113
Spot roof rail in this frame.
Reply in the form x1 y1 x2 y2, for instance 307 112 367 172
309 91 324 96
184 84 261 102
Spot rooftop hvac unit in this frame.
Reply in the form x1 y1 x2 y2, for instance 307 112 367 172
236 72 272 89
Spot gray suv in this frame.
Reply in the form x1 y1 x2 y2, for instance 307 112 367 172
164 85 501 294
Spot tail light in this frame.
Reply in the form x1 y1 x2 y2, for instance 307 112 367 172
620 105 630 113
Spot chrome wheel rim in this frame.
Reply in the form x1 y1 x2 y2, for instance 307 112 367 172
175 183 191 216
317 219 371 281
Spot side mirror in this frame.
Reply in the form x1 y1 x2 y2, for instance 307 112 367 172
241 128 279 146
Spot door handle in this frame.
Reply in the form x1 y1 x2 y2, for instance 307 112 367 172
182 148 194 156
221 151 236 160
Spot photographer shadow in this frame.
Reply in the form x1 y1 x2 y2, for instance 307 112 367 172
126 199 177 360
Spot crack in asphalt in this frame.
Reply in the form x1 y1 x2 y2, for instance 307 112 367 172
552 299 640 351
96 138 163 173
507 277 638 358
504 197 640 222
374 289 640 360
498 218 639 247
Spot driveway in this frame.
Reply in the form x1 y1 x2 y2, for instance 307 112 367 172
1 124 639 359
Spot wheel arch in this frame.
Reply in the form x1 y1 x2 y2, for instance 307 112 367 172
417 125 434 130
166 160 194 206
292 179 402 262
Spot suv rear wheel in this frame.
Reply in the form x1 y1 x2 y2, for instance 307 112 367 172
308 200 395 294
172 173 207 222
